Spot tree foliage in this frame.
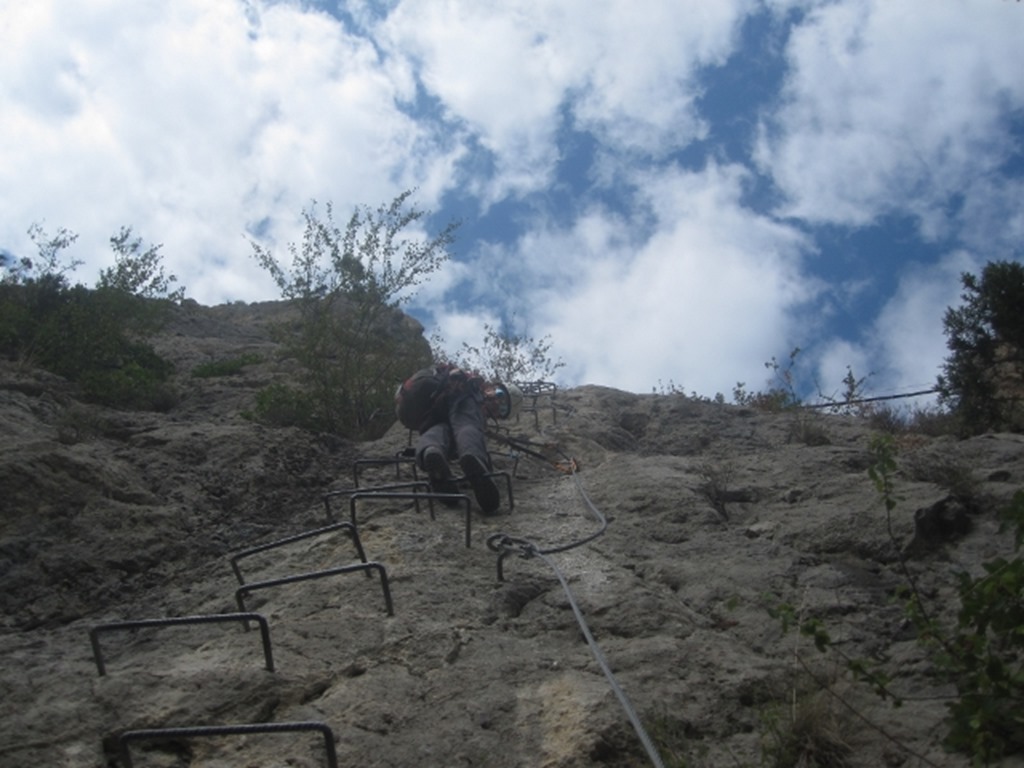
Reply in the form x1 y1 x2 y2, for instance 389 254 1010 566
732 347 803 411
250 191 457 437
99 226 185 303
435 322 564 384
0 224 181 409
938 261 1024 434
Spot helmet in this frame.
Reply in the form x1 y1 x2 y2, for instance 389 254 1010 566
491 382 523 420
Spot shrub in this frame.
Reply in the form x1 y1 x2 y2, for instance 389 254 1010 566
904 404 962 437
192 353 263 379
732 348 803 411
432 322 565 385
863 439 1022 764
79 356 177 411
253 382 315 430
98 226 184 305
0 224 182 410
250 191 455 438
760 687 852 768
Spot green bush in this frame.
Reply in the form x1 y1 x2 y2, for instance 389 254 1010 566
732 348 803 411
191 353 263 378
0 223 182 410
760 688 851 768
79 356 177 411
865 438 1022 764
436 321 565 384
250 191 456 438
253 382 315 430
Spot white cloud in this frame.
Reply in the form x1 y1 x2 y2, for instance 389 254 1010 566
814 339 873 402
377 0 749 202
757 0 1024 235
957 176 1024 259
2 0 1018 401
812 249 985 406
473 162 820 394
870 250 983 389
0 0 461 304
554 2 743 153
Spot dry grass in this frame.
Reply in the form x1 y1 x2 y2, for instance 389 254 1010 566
761 687 852 768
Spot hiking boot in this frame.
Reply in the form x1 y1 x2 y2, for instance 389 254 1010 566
459 454 500 515
421 447 460 503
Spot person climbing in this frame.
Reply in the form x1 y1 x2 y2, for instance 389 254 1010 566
394 363 521 514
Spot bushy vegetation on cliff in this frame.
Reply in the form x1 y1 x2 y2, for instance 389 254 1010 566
0 224 183 409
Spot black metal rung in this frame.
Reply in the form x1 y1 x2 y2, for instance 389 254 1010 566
230 521 369 585
516 380 558 396
515 380 559 427
323 481 431 523
235 561 394 618
343 473 515 548
348 491 474 548
117 721 338 768
88 613 275 676
353 450 417 487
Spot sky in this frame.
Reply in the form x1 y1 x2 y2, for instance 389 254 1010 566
2 0 1023 404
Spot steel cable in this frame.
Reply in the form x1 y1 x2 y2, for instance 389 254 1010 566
487 463 665 768
536 547 666 768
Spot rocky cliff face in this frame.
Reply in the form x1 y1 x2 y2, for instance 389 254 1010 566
1 301 1022 768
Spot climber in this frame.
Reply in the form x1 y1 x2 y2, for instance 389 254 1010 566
395 364 522 514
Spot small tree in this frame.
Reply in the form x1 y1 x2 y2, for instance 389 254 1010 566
438 321 564 384
99 226 185 302
16 223 84 283
817 366 874 417
733 348 803 411
938 261 1024 434
250 191 458 437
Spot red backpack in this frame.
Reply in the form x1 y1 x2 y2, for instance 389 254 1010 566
394 365 451 431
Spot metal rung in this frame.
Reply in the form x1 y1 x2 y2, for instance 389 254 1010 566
323 481 431 523
520 404 557 429
229 522 369 585
348 491 473 548
235 561 394 618
88 613 274 677
117 721 338 768
515 380 559 428
516 380 558 396
346 472 515 548
353 449 417 487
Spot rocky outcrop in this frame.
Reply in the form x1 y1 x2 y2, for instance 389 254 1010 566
0 303 1021 767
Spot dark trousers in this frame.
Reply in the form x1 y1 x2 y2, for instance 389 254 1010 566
416 390 490 470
